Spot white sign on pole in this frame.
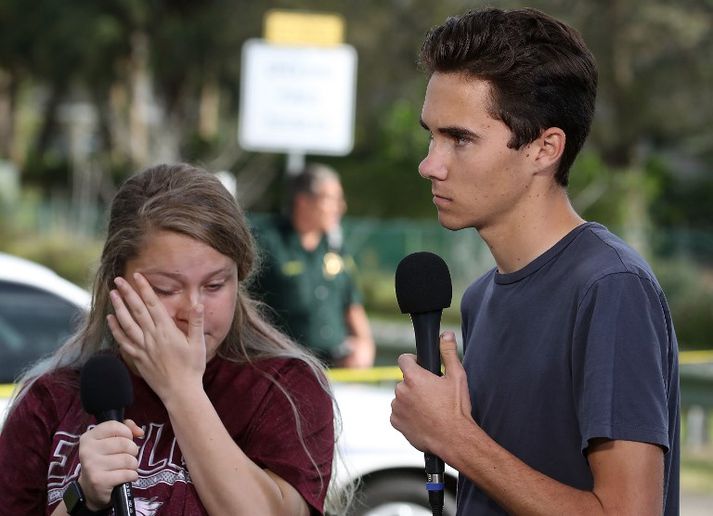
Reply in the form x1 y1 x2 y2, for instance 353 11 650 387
238 39 357 156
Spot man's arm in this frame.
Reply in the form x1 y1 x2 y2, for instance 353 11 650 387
391 332 664 515
444 418 663 515
340 304 375 368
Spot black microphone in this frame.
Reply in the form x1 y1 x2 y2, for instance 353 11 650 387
395 251 452 516
80 354 136 516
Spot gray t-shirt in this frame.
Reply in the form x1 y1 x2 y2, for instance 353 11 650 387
457 222 679 515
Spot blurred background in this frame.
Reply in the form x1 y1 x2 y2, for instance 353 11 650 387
0 0 712 503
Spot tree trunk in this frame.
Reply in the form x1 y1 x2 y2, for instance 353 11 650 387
0 69 15 161
620 166 651 259
128 31 151 167
198 75 220 140
598 0 653 257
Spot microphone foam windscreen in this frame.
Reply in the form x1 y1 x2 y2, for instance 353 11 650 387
80 354 133 416
395 251 452 314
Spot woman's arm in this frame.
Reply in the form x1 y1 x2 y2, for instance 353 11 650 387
164 387 311 515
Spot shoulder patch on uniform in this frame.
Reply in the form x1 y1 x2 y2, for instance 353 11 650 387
282 261 304 276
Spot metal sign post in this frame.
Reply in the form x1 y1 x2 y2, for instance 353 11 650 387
238 11 357 176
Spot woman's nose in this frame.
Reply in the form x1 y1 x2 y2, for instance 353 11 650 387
176 290 202 320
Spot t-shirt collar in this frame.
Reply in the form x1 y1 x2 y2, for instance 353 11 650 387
494 222 603 285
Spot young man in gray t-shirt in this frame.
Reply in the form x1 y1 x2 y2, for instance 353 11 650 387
391 7 679 515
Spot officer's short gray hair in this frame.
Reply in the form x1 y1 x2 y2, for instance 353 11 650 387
286 162 341 212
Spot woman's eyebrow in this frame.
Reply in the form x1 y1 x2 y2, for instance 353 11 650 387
141 267 234 281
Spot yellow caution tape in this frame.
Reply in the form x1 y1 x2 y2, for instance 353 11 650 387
679 349 713 365
0 384 16 398
0 350 710 394
327 349 713 384
327 366 403 383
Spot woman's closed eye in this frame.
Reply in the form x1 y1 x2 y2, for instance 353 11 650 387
204 282 225 292
151 286 180 297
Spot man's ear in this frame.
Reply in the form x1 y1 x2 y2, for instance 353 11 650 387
532 127 566 170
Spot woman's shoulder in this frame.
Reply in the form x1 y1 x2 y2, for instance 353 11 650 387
214 355 324 382
210 355 329 398
207 356 332 426
7 367 81 428
29 367 80 399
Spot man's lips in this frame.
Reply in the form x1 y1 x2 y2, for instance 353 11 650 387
432 192 452 206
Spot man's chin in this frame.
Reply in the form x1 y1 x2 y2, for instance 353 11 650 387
436 212 467 231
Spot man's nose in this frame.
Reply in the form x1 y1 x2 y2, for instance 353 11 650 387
418 148 448 181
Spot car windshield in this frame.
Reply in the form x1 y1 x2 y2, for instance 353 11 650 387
0 281 85 383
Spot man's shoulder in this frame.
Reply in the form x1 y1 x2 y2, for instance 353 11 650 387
570 223 658 285
251 214 297 259
251 213 291 238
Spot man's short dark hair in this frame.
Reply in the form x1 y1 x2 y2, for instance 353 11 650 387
419 8 598 186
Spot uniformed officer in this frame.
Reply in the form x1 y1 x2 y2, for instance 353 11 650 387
252 163 375 368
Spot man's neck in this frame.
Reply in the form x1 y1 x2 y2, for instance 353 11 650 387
299 230 322 251
292 210 323 251
479 189 585 274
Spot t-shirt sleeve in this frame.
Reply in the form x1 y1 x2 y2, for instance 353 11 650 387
0 380 57 514
242 361 334 515
572 272 672 453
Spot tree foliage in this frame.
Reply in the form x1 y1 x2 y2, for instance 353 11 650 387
1 0 713 347
0 0 711 229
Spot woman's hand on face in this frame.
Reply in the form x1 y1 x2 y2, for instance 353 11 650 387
78 419 144 510
107 273 206 401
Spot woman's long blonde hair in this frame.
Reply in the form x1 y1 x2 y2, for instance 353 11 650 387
11 163 349 512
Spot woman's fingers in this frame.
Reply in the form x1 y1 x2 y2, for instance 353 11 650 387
83 421 139 452
130 272 169 323
109 287 147 345
111 273 180 351
112 276 157 333
106 314 142 358
188 303 205 348
78 421 141 506
124 419 146 438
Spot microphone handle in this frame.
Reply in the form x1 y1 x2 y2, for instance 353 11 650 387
410 310 446 513
411 310 443 375
112 483 136 516
96 408 125 424
96 409 136 516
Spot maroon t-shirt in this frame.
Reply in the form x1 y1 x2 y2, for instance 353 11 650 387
0 356 334 515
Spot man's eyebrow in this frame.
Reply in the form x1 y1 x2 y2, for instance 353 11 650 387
439 126 479 140
419 118 478 140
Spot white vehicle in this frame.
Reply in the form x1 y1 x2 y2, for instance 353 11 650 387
0 252 457 515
